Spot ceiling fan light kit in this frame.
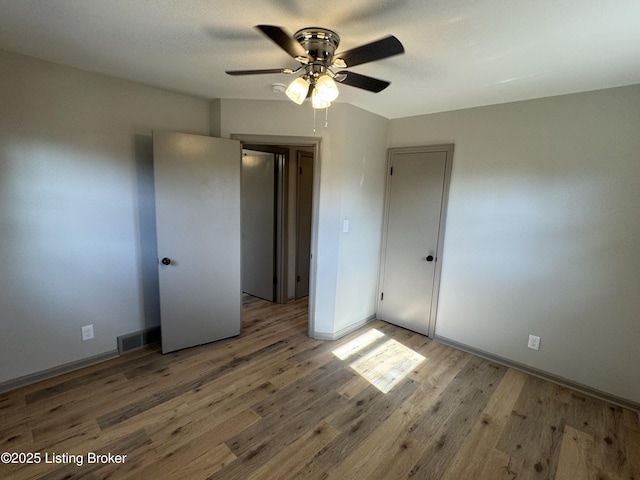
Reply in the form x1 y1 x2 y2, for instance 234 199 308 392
311 87 332 109
226 25 405 128
285 76 310 104
315 74 340 103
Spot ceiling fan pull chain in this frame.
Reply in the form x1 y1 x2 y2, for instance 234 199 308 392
324 107 329 128
313 108 317 134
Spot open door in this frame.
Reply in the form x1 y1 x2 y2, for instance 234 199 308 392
241 150 276 301
241 144 290 304
153 131 241 353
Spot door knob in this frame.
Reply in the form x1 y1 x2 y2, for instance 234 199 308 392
426 255 434 262
161 257 171 266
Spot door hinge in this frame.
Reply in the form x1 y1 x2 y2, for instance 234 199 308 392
390 166 393 176
273 277 278 285
381 292 384 301
299 166 303 174
297 275 301 282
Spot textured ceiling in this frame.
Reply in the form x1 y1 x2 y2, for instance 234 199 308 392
1 0 639 119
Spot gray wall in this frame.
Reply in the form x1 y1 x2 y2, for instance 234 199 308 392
0 51 210 384
388 85 640 403
3 48 639 406
214 99 389 337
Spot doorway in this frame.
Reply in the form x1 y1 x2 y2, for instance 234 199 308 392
235 135 320 335
152 131 320 353
295 150 314 299
241 146 285 303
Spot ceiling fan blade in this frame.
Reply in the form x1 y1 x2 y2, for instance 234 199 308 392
333 35 404 68
226 68 294 76
256 25 311 62
337 71 391 93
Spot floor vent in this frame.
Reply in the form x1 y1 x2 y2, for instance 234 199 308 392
117 327 161 355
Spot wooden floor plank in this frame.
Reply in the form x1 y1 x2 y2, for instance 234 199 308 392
322 398 426 480
495 375 568 478
555 424 595 480
315 378 419 472
1 295 638 480
441 368 528 480
244 420 339 480
209 391 348 480
407 359 507 479
96 339 292 430
478 448 525 480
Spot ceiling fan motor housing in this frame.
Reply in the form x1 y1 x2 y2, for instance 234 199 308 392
294 28 340 64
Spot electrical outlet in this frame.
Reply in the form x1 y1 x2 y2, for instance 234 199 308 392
528 334 541 351
82 325 94 341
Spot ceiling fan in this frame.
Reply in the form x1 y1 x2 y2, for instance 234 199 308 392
226 25 404 109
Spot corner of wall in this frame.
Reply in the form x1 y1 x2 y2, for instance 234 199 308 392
210 99 222 137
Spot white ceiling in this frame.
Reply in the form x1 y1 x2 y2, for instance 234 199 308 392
1 0 639 119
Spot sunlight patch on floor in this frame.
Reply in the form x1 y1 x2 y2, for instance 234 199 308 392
332 329 385 360
332 329 425 394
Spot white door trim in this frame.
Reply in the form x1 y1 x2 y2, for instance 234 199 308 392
231 134 322 339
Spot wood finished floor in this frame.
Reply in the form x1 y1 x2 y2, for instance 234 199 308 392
1 295 639 480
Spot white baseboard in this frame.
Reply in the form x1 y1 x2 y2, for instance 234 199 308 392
311 314 376 341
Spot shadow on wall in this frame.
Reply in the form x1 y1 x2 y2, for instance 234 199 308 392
134 134 161 330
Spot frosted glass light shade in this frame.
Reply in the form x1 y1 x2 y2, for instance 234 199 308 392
315 74 339 102
285 77 310 105
311 87 331 109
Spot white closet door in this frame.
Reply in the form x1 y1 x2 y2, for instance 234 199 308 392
379 146 452 336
